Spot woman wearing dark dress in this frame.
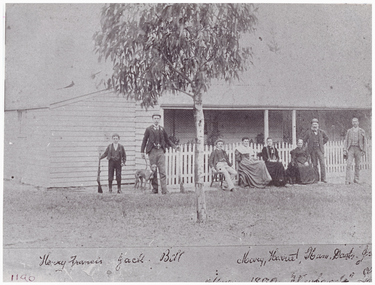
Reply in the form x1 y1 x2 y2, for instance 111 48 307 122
286 138 316 184
261 137 287 186
235 137 272 188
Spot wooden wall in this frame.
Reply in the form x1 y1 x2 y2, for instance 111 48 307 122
49 92 137 187
4 108 51 186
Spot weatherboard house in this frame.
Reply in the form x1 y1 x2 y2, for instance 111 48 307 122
4 4 371 188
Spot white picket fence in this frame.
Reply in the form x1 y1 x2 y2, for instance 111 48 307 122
165 139 372 186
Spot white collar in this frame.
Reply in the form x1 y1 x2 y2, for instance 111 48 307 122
236 144 253 154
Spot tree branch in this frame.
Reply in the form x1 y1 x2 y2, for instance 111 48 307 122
157 48 194 86
173 88 194 98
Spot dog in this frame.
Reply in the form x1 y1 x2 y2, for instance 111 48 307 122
135 163 158 190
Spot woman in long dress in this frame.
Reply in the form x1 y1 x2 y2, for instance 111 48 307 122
286 138 316 184
261 137 287 186
235 137 272 188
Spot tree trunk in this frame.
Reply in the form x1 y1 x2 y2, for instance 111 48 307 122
193 93 207 223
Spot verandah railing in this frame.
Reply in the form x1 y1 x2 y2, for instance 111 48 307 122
165 139 372 186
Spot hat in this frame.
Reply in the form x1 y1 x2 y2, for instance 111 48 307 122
311 118 319 124
215 139 224 145
152 113 161 118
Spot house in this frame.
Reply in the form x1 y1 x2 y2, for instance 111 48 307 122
4 4 371 188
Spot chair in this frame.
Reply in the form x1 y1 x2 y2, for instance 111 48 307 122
210 167 225 187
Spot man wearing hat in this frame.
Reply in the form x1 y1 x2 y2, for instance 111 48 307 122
100 133 127 193
141 113 178 194
208 139 237 191
302 118 329 183
344 117 366 185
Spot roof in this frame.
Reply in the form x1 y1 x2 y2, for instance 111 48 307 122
5 4 372 110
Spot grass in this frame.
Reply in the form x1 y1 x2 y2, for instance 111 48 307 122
3 179 371 249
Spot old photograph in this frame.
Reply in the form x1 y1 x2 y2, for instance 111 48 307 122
3 3 372 282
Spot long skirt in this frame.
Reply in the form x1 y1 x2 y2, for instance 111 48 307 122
265 161 287 186
238 159 272 188
286 162 316 184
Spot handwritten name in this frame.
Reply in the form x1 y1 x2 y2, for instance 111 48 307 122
160 249 184 263
39 254 102 271
237 250 266 267
268 248 299 263
115 253 145 271
304 247 329 261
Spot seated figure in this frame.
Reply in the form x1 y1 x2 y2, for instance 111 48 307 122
261 137 287 186
286 138 316 184
209 139 237 191
235 137 271 188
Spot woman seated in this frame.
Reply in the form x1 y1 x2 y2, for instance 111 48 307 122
235 137 271 188
261 137 287 186
286 138 316 184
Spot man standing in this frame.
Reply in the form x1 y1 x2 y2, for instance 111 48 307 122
344 117 366 185
100 133 126 193
141 113 178 194
302 118 329 183
209 139 237 191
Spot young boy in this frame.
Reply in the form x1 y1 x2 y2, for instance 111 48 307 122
100 133 126 193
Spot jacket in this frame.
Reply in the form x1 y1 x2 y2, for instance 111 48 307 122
100 143 126 164
209 149 232 170
302 129 329 154
141 125 176 154
344 127 366 152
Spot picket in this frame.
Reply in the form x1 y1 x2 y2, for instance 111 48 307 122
165 139 371 186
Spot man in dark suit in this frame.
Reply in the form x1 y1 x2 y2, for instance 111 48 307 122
302 118 329 183
100 133 126 193
141 113 178 194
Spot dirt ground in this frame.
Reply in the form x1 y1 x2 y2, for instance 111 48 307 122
3 173 372 249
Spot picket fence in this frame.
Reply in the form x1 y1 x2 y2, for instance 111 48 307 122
165 139 372 186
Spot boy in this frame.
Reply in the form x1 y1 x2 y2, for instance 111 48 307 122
100 133 126 193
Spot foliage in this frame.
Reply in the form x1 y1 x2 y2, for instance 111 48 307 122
93 3 258 106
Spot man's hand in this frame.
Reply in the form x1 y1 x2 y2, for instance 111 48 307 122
304 162 309 166
141 153 146 159
361 151 366 156
175 146 181 152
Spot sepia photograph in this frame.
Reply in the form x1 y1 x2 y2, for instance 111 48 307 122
3 3 372 282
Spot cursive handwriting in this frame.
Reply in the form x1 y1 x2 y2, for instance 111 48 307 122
304 247 329 261
115 253 145 271
331 248 355 261
356 245 372 265
39 254 66 271
268 248 299 263
237 250 266 267
68 255 102 268
160 249 184 262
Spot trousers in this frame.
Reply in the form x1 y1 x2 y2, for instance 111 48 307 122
149 148 167 194
346 146 362 183
216 162 237 190
108 159 122 183
310 148 326 182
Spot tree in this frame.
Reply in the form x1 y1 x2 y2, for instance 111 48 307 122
94 3 258 222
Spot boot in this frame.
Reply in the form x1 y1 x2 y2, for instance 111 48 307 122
117 180 122 194
108 181 113 193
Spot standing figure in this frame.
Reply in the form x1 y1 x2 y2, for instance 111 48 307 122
344 117 366 185
302 118 329 183
209 139 238 191
235 137 271 188
100 133 126 193
261 137 287 186
141 113 178 194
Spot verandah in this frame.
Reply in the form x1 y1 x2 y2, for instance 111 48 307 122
164 139 372 186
